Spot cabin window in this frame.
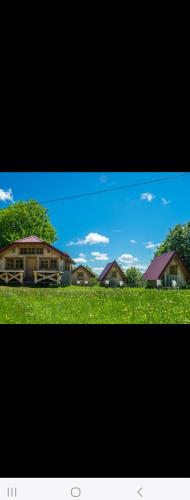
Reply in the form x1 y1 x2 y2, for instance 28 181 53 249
65 261 70 271
170 265 178 275
28 248 35 255
15 259 24 269
40 260 49 270
5 259 14 269
20 247 43 255
111 271 117 278
36 248 43 254
77 272 84 279
50 259 58 270
21 248 27 255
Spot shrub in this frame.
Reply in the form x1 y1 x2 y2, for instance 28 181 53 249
89 277 98 286
125 267 144 287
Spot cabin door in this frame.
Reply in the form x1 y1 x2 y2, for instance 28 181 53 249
25 257 37 280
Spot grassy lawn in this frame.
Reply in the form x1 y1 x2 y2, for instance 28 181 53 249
0 285 190 324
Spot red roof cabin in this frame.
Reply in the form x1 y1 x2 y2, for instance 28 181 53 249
143 252 190 288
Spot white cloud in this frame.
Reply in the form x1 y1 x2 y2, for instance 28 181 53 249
0 188 14 202
122 264 147 272
99 175 108 184
73 257 87 263
145 241 160 249
73 252 87 263
92 267 104 274
130 239 137 244
161 197 171 205
118 253 138 264
67 232 109 246
141 192 155 202
136 264 147 271
83 233 110 245
91 251 109 261
66 241 76 246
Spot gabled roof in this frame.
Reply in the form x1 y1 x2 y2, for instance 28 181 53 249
72 265 95 277
43 243 75 263
0 235 75 264
98 261 126 281
143 251 190 280
15 235 43 243
98 262 114 280
0 245 9 255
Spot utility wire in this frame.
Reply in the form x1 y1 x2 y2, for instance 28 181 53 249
0 172 190 208
40 172 190 204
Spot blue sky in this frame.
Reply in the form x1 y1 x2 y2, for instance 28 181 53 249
0 171 189 274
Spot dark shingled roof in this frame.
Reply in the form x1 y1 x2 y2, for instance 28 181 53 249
98 261 126 281
143 251 190 280
98 262 113 281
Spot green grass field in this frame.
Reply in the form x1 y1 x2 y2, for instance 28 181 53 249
0 286 190 324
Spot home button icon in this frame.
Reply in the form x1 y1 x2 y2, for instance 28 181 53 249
71 487 81 497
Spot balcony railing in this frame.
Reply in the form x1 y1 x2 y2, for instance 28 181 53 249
0 269 65 285
0 270 24 284
33 270 63 284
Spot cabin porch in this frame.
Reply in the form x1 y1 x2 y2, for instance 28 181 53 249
147 271 186 289
0 270 24 284
0 269 63 285
162 264 186 288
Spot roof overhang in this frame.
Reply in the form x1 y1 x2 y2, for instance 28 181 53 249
0 240 75 264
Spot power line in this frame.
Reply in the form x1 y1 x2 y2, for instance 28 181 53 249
40 172 190 203
0 172 190 209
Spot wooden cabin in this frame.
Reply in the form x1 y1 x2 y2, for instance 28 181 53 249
0 235 74 285
143 251 190 288
98 261 127 287
72 265 95 285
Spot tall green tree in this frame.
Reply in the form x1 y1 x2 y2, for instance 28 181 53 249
0 200 57 247
155 222 190 270
125 267 143 287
